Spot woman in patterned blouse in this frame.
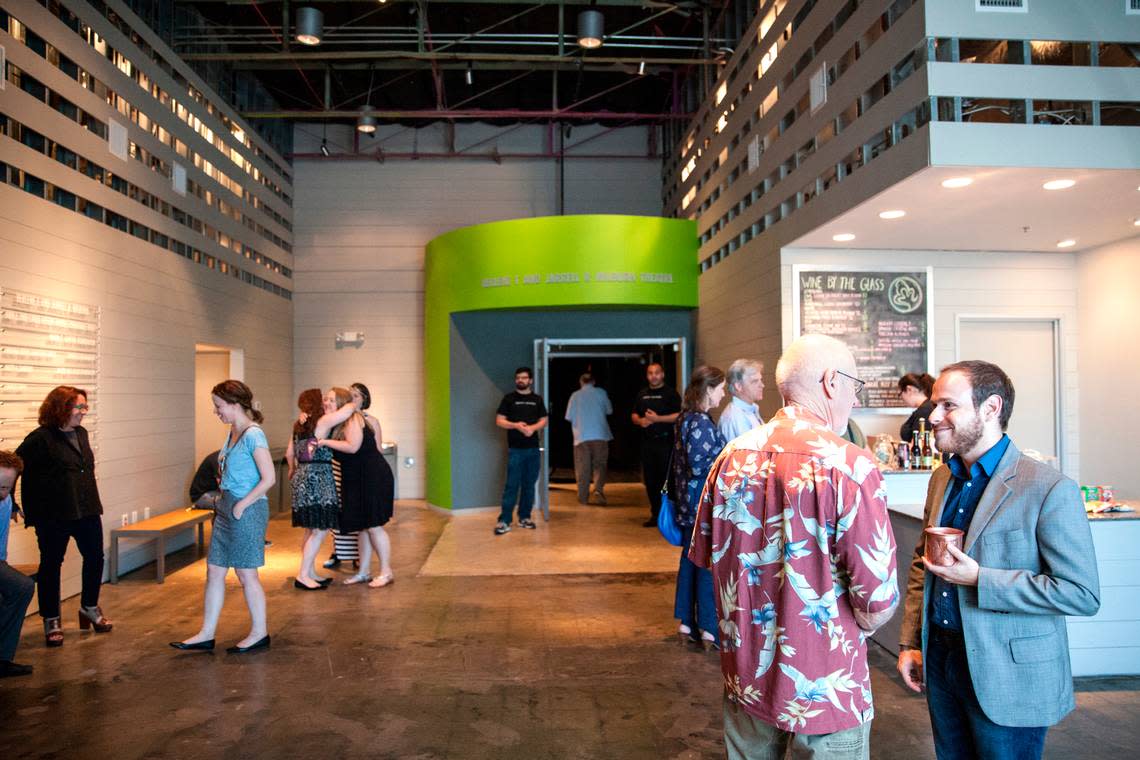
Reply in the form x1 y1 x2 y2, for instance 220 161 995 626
671 365 727 651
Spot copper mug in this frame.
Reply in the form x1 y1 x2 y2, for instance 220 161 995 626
925 527 964 566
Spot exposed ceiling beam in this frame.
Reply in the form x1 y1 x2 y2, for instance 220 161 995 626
174 1 699 6
213 59 666 72
181 50 716 65
241 108 692 120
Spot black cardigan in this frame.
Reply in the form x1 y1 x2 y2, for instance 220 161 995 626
15 425 104 526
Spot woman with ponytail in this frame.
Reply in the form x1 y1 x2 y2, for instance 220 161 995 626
172 380 275 654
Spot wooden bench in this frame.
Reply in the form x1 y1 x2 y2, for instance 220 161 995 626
110 509 212 584
10 563 38 580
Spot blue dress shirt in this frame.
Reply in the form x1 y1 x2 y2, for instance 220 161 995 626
718 396 763 441
929 434 1011 632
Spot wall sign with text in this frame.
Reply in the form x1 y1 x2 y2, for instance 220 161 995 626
792 266 933 409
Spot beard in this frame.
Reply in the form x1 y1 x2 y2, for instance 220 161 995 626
515 382 530 391
935 413 985 456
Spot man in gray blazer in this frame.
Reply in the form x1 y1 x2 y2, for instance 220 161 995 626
897 360 1100 759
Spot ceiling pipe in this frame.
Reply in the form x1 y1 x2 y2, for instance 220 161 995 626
243 108 693 120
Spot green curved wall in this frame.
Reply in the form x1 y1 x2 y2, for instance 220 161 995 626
425 214 698 508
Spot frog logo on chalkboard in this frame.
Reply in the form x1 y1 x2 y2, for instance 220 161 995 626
888 276 923 314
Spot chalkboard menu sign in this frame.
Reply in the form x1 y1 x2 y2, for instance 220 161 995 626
793 267 932 408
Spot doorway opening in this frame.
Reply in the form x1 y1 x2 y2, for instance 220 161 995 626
533 338 686 520
194 344 242 463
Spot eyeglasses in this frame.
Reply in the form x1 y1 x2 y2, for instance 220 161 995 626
835 370 865 394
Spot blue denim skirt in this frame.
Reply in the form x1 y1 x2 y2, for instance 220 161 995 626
207 491 269 569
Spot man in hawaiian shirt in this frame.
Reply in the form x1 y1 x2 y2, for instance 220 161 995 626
691 334 899 759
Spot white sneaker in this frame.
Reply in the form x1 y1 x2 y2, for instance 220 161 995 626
494 521 511 535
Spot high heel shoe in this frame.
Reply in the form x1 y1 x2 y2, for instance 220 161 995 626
78 606 113 633
677 625 698 646
700 633 720 652
169 639 215 651
44 617 63 647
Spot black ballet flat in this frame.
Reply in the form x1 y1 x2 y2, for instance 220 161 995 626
169 639 215 651
293 579 327 591
315 577 333 586
226 636 270 654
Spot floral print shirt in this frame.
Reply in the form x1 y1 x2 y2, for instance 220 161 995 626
672 411 727 527
689 406 899 735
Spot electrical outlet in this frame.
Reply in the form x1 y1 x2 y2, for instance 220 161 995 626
131 510 139 523
144 507 151 520
121 514 129 527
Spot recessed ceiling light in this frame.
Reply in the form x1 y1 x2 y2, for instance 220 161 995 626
1042 179 1075 191
832 233 856 242
879 210 906 220
1056 239 1076 248
941 177 973 189
1133 218 1140 227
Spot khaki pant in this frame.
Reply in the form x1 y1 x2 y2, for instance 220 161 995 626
723 696 871 760
572 440 608 503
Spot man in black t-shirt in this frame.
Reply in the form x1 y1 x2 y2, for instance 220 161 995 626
631 362 682 527
494 367 548 535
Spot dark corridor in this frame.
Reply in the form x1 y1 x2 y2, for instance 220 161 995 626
546 345 678 482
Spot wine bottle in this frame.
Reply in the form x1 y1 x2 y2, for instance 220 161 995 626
922 430 934 469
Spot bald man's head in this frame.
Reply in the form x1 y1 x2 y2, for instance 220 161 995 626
776 335 851 399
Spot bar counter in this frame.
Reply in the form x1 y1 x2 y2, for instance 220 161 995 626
875 470 1139 677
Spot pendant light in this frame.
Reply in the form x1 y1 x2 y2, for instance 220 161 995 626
295 7 323 46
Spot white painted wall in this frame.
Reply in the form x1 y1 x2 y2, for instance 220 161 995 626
780 247 1081 478
1077 236 1140 498
291 123 663 498
0 188 293 592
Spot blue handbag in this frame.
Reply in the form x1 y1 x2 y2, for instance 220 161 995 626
657 488 683 546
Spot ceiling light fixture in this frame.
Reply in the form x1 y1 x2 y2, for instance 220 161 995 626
832 233 856 242
1056 239 1077 248
577 7 604 49
295 7 323 46
1133 218 1140 227
465 63 473 86
357 105 377 134
941 177 973 189
319 140 330 157
879 209 906 220
637 61 646 76
1042 179 1075 190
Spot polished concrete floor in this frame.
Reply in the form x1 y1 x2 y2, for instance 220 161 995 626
2 483 1138 759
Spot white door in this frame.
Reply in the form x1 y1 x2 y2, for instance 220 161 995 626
957 318 1060 461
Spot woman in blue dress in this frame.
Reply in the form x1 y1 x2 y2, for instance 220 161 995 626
171 380 276 654
671 365 727 652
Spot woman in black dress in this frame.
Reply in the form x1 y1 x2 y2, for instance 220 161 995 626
316 387 395 588
17 386 111 647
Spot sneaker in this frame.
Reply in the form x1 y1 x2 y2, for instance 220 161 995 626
590 491 608 506
494 521 511 535
519 518 537 529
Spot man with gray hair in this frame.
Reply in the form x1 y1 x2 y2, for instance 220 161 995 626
718 359 765 442
691 334 899 759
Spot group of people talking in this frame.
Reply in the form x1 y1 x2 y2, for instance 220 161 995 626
0 379 394 671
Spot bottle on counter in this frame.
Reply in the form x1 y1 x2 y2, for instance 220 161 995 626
911 429 923 469
922 431 934 470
